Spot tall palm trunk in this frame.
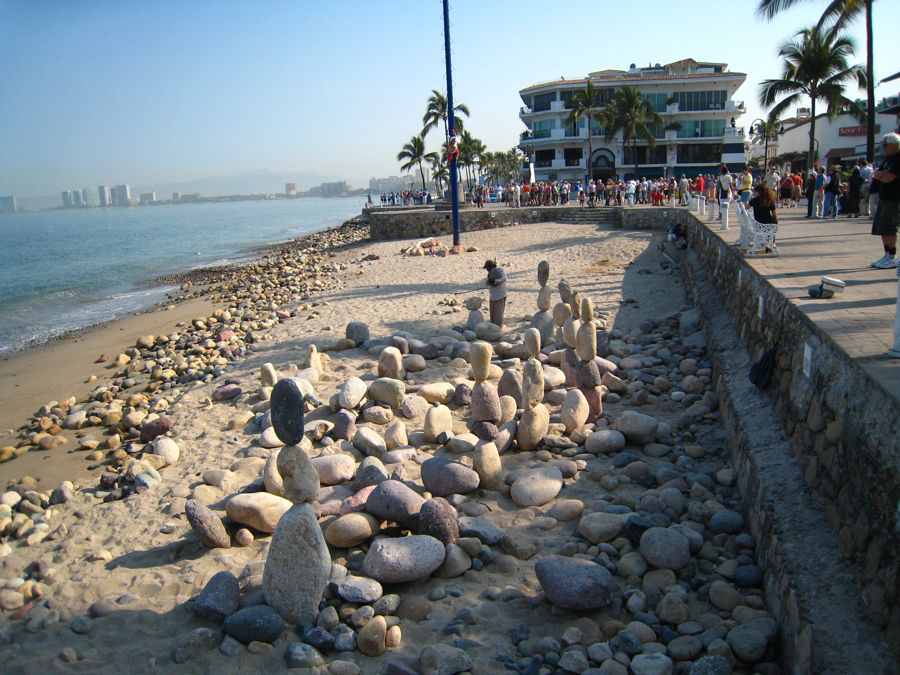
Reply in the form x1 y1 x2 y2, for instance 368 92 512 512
418 162 426 192
809 91 817 170
633 135 638 178
586 107 593 184
865 0 874 162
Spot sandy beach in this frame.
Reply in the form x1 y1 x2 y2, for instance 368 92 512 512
0 218 780 674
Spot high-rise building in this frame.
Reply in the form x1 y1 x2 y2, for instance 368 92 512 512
73 190 84 207
285 182 297 197
139 192 157 205
518 58 748 181
62 190 73 208
98 184 111 207
81 188 97 207
0 196 16 213
111 184 132 206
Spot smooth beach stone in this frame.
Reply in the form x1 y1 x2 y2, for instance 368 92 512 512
345 321 370 346
260 363 279 388
149 436 180 466
473 441 502 490
475 321 501 342
630 653 674 675
403 353 427 373
340 485 377 514
357 615 387 657
271 378 306 446
310 454 356 486
639 527 691 570
363 405 393 425
523 327 541 358
546 499 584 521
417 497 459 545
421 457 480 496
445 432 478 454
259 426 284 449
584 429 626 454
575 321 597 362
560 389 589 434
557 278 573 304
522 358 545 410
470 341 493 383
172 627 221 664
542 364 566 389
726 622 771 663
276 445 320 503
365 480 424 527
185 499 231 548
494 420 517 454
434 542 471 578
225 493 292 533
192 571 240 622
263 503 331 623
499 395 517 424
377 347 405 380
601 371 628 394
361 535 446 583
516 403 549 452
263 448 285 496
562 317 579 349
498 369 524 408
536 284 553 312
688 655 733 675
577 512 628 544
709 509 745 535
466 309 485 331
552 302 572 327
537 260 550 287
223 605 284 644
383 420 408 449
418 382 455 405
367 378 405 409
613 411 660 445
354 456 389 488
531 310 555 344
581 297 594 323
423 405 452 444
709 580 746 612
338 377 367 409
464 296 483 311
325 512 379 548
470 381 502 423
352 427 386 456
535 555 616 610
332 410 356 442
510 466 562 507
575 359 603 388
335 575 383 605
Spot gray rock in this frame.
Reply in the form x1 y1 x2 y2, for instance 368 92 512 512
688 655 733 675
192 571 240 622
185 499 230 549
285 642 326 669
458 516 501 545
353 427 387 456
475 321 501 342
612 411 659 444
639 527 691 570
276 445 320 503
726 623 768 663
334 575 383 604
338 377 367 410
510 467 563 507
332 409 357 441
365 480 424 527
535 555 617 610
709 509 745 535
419 644 473 675
222 605 283 644
470 381 502 423
311 454 356 486
368 378 406 409
355 456 389 488
631 652 674 675
418 497 460 545
362 535 446 583
421 457 480 497
172 627 221 664
346 321 370 346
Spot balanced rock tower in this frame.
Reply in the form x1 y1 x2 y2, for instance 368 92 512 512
469 341 502 440
530 260 554 344
517 342 550 451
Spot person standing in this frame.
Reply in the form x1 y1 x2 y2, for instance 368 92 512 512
717 165 733 219
483 259 508 329
804 171 816 218
846 166 863 218
814 166 826 218
870 133 900 269
859 158 873 216
823 165 841 219
738 167 753 204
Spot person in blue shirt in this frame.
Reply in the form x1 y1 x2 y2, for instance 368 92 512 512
813 167 826 218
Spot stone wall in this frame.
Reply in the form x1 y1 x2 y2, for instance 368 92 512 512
682 214 900 641
365 206 572 241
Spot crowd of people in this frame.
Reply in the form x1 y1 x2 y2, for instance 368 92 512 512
377 190 432 207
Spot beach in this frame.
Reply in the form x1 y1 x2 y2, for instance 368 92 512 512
0 217 781 673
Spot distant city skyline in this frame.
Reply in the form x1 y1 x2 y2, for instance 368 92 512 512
1 1 896 200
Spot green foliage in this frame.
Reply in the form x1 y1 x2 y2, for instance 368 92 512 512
600 86 665 175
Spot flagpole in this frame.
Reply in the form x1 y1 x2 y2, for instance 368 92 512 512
443 0 460 248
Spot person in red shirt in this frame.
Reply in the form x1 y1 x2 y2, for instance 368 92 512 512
696 175 705 206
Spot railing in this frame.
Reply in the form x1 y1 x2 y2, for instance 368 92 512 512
532 130 551 139
535 160 552 168
564 159 583 167
519 106 532 116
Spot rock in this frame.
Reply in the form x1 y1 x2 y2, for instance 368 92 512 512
535 555 617 610
275 445 319 503
346 321 370 346
445 432 478 454
270 378 306 446
709 580 745 612
355 456 389 488
225 493 292 533
263 449 285 496
362 535 446 583
424 405 453 444
516 403 550 452
400 394 431 419
475 321 501 341
285 643 326 669
263 503 331 623
357 615 387 657
338 377 367 409
417 497 459 545
470 341 493 382
366 480 424 527
419 644 473 675
470 381 502 423
353 427 386 456
709 509 745 535
668 635 703 660
383 420 408 450
192 571 240 622
260 363 279 388
326 512 380 548
222 605 284 644
378 347 405 380
458 516 501 545
585 429 626 454
547 499 584 521
523 327 542 358
434 542 471 578
639 528 691 570
185 499 231 548
575 322 597 362
688 655 733 675
726 623 768 663
331 410 357 442
522 359 545 409
363 406 394 425
494 420 517 454
149 436 180 466
577 512 627 543
334 575 383 604
368 378 406 409
560 389 589 434
473 441 502 490
465 296 483 311
531 310 555 343
403 353 427 373
498 369 524 408
421 457 480 496
613 411 659 445
510 466 562 507
310 454 356 486
630 653 674 675
418 382 455 405
259 426 284 449
172 627 221 664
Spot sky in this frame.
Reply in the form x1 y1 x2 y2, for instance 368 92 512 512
1 0 897 199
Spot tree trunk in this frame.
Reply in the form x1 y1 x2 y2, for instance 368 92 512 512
633 135 639 179
419 162 426 192
865 0 875 162
586 108 593 184
809 93 817 172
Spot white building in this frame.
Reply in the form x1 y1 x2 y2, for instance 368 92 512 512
518 58 747 182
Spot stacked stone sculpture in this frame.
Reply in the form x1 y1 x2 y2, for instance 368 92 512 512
262 378 331 624
465 296 485 332
530 260 554 343
574 297 603 421
516 356 549 451
469 341 502 440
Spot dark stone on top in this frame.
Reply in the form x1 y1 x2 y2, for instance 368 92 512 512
271 378 306 446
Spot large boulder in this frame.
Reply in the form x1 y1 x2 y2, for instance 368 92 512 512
535 555 617 610
613 411 659 445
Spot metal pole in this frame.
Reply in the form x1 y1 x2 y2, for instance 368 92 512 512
890 271 900 358
443 0 460 248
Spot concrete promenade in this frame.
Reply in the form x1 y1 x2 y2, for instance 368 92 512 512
695 203 900 402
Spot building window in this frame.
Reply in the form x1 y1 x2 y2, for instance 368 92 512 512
535 149 554 167
532 119 556 139
675 90 727 111
533 93 556 112
645 93 667 112
564 148 583 166
677 143 723 163
677 119 726 138
623 145 667 164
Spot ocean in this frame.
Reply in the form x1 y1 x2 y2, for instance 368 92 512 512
0 197 365 355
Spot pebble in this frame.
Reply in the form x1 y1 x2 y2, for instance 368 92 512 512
418 497 460 545
285 642 326 669
362 535 446 583
222 605 284 644
510 466 563 507
535 555 616 610
225 492 292 533
639 527 691 570
326 512 379 548
419 644 473 675
184 499 231 549
421 457 480 496
365 480 424 527
357 615 387 656
192 571 240 622
335 575 383 604
172 627 221 664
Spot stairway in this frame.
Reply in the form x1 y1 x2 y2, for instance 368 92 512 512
557 207 622 227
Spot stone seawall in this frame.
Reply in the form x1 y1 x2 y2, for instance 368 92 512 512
365 206 575 240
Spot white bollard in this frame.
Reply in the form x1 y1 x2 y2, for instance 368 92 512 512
708 198 717 222
890 271 900 358
720 200 730 231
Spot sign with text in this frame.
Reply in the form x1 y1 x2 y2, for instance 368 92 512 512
839 125 880 136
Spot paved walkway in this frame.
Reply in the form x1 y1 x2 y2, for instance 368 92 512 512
696 204 900 402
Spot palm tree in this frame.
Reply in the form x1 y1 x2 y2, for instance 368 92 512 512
564 81 607 182
429 154 448 197
758 24 866 171
458 131 486 189
397 134 435 192
600 86 664 179
757 0 876 161
422 90 470 143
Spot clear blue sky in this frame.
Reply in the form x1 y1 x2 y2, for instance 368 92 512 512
1 0 896 198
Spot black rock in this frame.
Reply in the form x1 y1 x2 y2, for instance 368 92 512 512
302 626 335 654
621 515 655 544
192 571 240 622
222 605 284 644
453 383 472 407
271 378 306 445
735 565 764 588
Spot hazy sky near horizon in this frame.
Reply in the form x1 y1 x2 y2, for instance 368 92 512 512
1 0 897 198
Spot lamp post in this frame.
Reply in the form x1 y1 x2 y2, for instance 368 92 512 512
442 0 460 248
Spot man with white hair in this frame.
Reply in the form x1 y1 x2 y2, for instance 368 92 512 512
870 132 900 269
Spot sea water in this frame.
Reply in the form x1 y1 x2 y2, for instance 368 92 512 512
0 197 364 355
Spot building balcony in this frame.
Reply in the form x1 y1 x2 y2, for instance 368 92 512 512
726 100 745 113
